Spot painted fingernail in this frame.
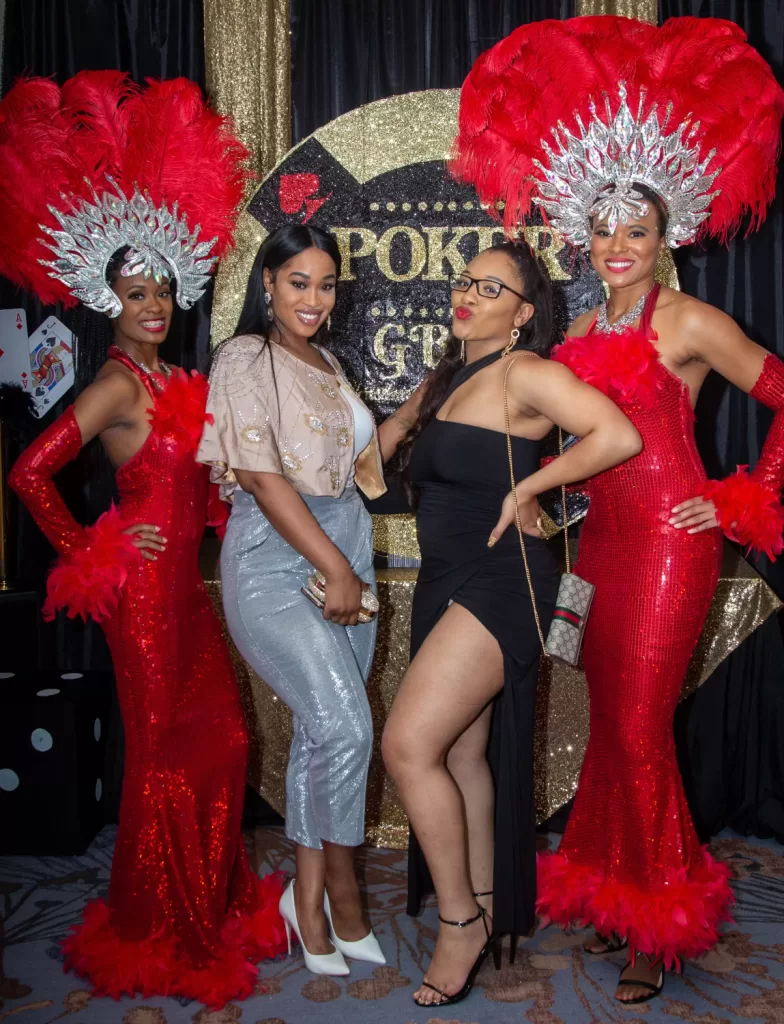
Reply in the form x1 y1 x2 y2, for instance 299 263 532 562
487 537 497 547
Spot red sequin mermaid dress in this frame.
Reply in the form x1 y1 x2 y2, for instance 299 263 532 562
10 348 285 1006
537 288 734 967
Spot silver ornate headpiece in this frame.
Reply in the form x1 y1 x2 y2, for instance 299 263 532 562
532 83 721 250
38 178 218 317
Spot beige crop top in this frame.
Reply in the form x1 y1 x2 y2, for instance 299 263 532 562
197 334 387 502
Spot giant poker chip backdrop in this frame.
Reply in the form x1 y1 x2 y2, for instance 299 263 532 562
211 90 677 508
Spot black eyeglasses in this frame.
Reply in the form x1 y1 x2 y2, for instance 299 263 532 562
449 273 530 303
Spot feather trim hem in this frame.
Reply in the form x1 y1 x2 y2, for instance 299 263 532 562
536 848 734 970
61 873 287 1008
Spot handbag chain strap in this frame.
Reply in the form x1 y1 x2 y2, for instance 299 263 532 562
503 358 547 655
503 358 572 655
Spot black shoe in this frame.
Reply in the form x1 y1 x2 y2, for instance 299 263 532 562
583 931 629 955
615 959 665 1004
413 904 499 1008
473 891 519 966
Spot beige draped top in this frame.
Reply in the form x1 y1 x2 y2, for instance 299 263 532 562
197 334 387 502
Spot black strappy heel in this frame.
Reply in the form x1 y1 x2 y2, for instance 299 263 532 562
615 959 665 1004
583 931 629 955
473 889 519 965
414 904 499 1007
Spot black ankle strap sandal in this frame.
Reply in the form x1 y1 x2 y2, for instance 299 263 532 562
414 905 499 1008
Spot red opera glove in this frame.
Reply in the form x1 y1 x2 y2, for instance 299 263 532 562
704 354 784 559
9 406 140 620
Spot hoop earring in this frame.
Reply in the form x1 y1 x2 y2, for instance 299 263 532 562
503 326 521 356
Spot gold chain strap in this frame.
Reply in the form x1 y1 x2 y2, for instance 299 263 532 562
502 360 572 655
503 358 547 654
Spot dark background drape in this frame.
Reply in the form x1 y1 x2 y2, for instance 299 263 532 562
290 0 784 844
1 0 782 841
1 0 211 654
656 0 784 843
291 0 575 143
0 0 210 821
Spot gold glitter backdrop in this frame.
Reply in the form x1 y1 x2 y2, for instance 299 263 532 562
204 0 291 345
204 542 780 849
575 0 657 21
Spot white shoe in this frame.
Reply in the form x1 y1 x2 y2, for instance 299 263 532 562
324 891 386 965
279 879 350 976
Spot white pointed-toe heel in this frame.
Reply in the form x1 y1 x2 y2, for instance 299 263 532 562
324 891 386 965
279 879 350 976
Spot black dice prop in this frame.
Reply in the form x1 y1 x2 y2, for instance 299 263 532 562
0 670 112 855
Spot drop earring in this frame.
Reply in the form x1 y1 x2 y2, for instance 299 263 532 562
327 315 332 330
264 291 272 305
503 326 521 356
460 339 466 362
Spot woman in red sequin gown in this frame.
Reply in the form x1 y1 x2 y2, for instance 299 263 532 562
537 193 784 1002
9 267 286 1007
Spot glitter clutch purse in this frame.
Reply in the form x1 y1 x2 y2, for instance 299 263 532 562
301 570 379 624
503 360 594 667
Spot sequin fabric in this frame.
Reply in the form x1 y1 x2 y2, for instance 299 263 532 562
12 351 286 1007
537 287 733 967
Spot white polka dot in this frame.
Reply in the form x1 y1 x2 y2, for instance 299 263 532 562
61 672 83 680
31 729 53 752
0 769 19 791
95 779 103 801
37 688 61 697
0 672 15 679
94 718 102 742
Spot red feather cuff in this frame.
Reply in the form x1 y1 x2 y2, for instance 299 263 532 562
704 468 784 561
43 505 141 622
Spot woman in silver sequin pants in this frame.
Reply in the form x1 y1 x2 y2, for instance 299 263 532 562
222 488 376 849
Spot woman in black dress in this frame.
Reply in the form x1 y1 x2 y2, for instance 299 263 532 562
382 240 642 1007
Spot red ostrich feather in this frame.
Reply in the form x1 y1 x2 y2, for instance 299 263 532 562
0 72 250 306
452 16 784 242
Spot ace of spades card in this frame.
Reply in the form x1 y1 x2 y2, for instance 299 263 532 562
0 309 31 391
28 316 75 417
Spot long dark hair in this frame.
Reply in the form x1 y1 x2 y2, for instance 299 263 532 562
233 224 341 342
397 239 554 495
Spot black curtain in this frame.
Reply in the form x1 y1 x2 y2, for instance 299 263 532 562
0 0 209 822
654 0 784 842
1 0 211 659
291 0 575 144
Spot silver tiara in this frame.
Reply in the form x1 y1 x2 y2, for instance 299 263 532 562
532 83 721 250
38 178 218 317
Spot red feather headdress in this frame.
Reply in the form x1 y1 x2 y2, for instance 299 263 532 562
0 71 250 313
452 16 784 248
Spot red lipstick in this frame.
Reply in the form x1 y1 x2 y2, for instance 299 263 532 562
455 306 472 320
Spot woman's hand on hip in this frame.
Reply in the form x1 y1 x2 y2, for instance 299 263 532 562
323 566 365 626
124 523 167 561
670 496 719 534
488 490 542 547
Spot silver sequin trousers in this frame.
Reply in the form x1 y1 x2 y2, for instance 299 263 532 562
221 487 376 849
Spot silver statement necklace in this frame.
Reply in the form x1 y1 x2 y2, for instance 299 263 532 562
123 351 172 391
596 286 654 334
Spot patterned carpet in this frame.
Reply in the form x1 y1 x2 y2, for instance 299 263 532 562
2 827 784 1024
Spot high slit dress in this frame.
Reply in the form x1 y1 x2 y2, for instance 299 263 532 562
405 346 559 938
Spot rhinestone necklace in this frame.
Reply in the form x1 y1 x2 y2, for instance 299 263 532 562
596 286 654 334
114 347 172 391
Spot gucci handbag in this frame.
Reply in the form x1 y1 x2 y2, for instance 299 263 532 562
503 360 594 666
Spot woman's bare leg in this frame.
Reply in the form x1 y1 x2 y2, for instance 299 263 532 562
382 604 504 1005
